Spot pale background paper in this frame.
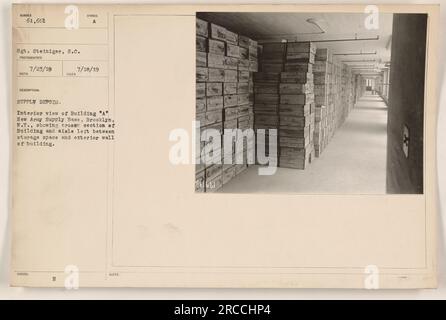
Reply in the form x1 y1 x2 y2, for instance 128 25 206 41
1 0 446 298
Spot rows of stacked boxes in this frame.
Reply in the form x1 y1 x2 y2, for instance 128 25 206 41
196 19 358 189
195 18 258 193
312 49 356 158
313 48 333 157
347 67 355 111
278 42 316 169
319 50 337 144
332 61 343 131
374 73 385 97
340 64 354 122
346 68 355 112
253 43 286 167
332 61 354 131
355 75 367 102
253 42 317 169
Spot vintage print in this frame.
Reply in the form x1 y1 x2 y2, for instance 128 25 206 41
195 12 426 194
11 4 438 289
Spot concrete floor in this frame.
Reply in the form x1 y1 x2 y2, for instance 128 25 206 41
220 94 388 194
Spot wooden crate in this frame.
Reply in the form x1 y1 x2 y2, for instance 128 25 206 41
208 39 226 55
286 52 315 64
196 52 207 67
225 29 238 45
254 83 279 94
287 41 317 54
239 47 249 60
210 23 226 41
196 36 207 52
260 63 283 73
224 56 238 70
224 106 239 120
255 93 280 104
224 69 238 82
315 48 332 62
313 61 332 73
224 82 237 95
208 53 225 68
224 94 238 108
281 72 313 84
223 118 238 129
280 94 314 105
238 35 250 48
254 72 281 82
279 83 312 94
249 60 258 72
196 18 209 37
255 114 279 126
253 103 278 114
206 83 223 97
206 96 224 111
284 63 313 73
208 68 225 82
279 114 314 127
227 44 240 58
238 71 250 82
279 136 310 149
196 67 208 82
237 82 249 94
279 104 311 117
196 83 206 98
237 93 250 105
279 145 313 159
279 126 311 138
249 45 258 60
196 97 206 113
238 59 249 71
262 43 286 54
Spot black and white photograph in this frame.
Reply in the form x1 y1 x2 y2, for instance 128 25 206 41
195 12 427 194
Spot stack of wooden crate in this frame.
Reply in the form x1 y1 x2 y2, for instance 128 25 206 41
195 18 258 192
277 42 316 169
323 55 335 143
253 43 286 165
340 64 352 123
197 24 359 186
344 66 355 113
317 56 354 146
314 105 328 157
312 48 332 157
333 61 344 130
333 62 353 130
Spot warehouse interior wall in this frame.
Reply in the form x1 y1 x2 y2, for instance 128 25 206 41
386 14 427 194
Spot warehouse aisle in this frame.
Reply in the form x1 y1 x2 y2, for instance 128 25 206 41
220 94 388 194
